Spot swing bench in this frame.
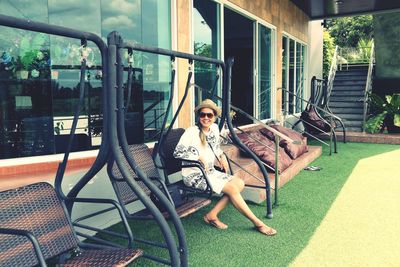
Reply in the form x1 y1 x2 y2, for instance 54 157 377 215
0 15 143 267
281 76 346 154
106 33 227 221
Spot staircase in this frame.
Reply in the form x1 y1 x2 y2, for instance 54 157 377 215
328 65 368 132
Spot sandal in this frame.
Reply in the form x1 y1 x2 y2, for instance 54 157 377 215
254 225 277 236
203 215 228 230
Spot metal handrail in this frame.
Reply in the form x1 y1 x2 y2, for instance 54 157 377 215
362 42 375 133
326 45 339 103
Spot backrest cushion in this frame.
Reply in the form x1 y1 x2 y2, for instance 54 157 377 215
259 124 308 159
160 128 186 175
300 106 331 133
235 131 292 173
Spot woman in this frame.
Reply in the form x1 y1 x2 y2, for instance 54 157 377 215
174 99 276 236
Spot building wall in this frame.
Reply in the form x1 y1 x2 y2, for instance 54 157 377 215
308 20 324 88
176 0 311 128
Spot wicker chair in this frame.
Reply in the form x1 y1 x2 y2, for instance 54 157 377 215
109 141 212 219
0 182 143 267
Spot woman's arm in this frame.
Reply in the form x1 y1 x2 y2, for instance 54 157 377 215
219 154 230 173
173 126 200 161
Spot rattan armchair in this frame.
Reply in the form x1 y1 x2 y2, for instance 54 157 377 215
0 182 143 267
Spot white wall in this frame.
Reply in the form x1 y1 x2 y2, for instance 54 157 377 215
307 20 324 99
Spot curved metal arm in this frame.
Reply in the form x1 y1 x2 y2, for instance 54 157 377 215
223 58 273 218
110 32 187 267
180 159 214 197
55 42 88 198
278 87 343 121
0 228 47 267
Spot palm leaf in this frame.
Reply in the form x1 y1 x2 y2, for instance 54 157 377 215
394 114 400 127
364 112 386 134
367 93 385 112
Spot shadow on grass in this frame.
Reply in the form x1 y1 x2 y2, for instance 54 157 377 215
97 142 399 266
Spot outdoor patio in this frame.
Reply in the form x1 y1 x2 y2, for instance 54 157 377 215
85 140 399 266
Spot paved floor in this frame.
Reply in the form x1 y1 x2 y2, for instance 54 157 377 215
290 148 400 267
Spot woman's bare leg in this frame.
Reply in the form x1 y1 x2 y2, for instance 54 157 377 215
222 177 276 235
203 178 242 228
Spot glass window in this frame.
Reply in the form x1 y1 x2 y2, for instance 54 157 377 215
296 43 305 112
193 0 220 106
282 36 288 113
0 0 171 159
257 24 272 120
282 36 307 115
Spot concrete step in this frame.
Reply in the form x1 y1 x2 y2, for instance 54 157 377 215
333 80 365 87
336 113 364 120
328 107 364 114
331 90 365 97
329 101 363 108
330 95 364 102
334 75 367 81
335 70 367 76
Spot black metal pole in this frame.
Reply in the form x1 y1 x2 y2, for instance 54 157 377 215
224 58 273 219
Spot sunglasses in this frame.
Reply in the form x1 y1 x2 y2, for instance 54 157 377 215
199 112 215 119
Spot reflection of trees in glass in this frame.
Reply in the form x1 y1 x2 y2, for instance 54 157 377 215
194 42 213 72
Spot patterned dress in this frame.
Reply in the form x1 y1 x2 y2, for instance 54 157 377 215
173 123 233 194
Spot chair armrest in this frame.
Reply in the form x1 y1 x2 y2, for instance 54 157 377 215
66 197 134 248
0 228 46 267
180 159 213 197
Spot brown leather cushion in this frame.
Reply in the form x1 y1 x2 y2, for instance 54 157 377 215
300 106 332 133
259 124 308 159
235 131 292 173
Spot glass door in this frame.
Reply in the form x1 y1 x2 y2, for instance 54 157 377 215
193 0 221 106
257 24 272 120
224 8 254 124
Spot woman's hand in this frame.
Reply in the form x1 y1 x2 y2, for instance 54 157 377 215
220 155 229 173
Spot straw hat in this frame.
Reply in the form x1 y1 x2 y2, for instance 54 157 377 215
194 99 222 117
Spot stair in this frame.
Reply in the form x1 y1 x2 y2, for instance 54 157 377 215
221 143 322 203
328 65 369 132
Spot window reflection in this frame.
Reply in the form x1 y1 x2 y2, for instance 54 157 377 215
258 25 272 120
282 36 306 115
0 0 171 159
193 0 220 106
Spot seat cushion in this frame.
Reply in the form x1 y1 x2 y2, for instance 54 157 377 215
259 124 308 159
235 131 292 173
60 248 143 267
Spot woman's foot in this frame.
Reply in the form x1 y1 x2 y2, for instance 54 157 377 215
203 214 228 230
254 224 277 236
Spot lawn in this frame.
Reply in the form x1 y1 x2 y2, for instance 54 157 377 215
104 141 399 267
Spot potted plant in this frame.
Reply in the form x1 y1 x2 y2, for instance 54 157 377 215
364 93 400 133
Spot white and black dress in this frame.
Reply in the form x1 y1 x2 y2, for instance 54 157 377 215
173 123 233 194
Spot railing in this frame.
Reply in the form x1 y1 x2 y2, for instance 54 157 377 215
326 45 339 104
339 45 373 65
362 42 375 132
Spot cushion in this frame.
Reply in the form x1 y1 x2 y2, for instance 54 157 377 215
259 124 308 159
235 131 292 173
300 106 332 133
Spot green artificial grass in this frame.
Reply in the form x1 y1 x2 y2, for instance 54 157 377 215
102 141 399 267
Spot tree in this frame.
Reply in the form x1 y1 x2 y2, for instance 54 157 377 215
323 30 335 78
326 15 373 48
